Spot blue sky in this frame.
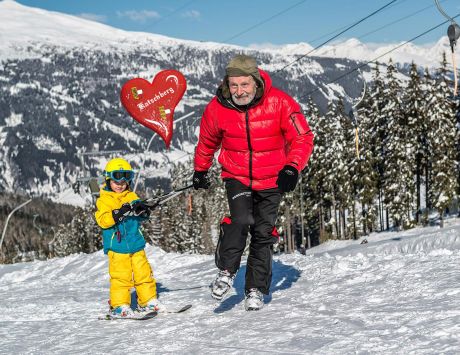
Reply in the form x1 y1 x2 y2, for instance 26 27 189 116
15 0 460 47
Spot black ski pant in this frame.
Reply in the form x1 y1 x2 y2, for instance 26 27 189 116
215 178 282 295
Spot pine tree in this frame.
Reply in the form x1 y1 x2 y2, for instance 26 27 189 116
353 84 379 235
404 62 429 225
52 207 101 257
320 101 345 239
368 62 390 230
336 99 356 239
149 160 224 254
382 59 415 229
301 98 322 247
427 53 458 227
422 68 436 221
303 98 330 242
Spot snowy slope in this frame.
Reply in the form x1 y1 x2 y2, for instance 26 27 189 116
1 219 459 354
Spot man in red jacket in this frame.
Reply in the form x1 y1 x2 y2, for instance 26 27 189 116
193 54 314 311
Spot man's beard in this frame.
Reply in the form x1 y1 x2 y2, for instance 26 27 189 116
231 91 256 106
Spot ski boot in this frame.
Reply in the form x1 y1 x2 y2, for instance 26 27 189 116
244 288 264 311
110 304 135 318
211 269 235 300
139 297 167 313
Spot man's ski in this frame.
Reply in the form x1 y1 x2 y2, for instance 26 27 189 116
99 311 158 321
163 304 192 314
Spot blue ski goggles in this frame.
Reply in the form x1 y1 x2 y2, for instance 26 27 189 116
104 170 134 182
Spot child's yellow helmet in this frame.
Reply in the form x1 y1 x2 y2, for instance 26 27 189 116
105 158 132 173
103 158 134 182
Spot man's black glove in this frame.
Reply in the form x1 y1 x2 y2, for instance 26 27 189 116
276 165 299 192
193 170 210 190
112 203 133 224
131 200 151 218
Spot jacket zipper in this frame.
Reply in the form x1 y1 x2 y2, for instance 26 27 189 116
244 110 253 189
123 222 130 250
290 112 302 134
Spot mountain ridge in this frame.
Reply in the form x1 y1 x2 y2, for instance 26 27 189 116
0 0 456 68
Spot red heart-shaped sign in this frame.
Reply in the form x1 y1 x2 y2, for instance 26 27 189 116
120 69 187 148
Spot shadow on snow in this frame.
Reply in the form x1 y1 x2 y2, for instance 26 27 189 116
214 260 301 314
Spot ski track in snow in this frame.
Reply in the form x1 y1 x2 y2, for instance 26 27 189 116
0 220 459 354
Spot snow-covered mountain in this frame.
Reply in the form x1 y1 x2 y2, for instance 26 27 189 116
1 0 455 68
0 0 237 60
0 0 452 202
272 37 458 70
1 218 459 353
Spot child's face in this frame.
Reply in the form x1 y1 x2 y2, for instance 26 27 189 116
110 179 128 193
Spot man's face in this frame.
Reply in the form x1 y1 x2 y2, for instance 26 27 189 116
228 75 257 106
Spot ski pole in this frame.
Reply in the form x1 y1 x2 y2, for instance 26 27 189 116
143 184 193 209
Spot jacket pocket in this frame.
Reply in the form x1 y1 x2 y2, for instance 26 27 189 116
289 112 308 135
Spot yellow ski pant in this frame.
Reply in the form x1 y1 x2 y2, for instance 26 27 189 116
108 249 157 308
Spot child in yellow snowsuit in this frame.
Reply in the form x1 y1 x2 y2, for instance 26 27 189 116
95 157 163 317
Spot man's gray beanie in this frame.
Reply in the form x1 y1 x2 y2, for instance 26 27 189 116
221 54 264 99
226 54 263 85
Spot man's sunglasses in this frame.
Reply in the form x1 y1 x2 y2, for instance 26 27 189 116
105 170 134 182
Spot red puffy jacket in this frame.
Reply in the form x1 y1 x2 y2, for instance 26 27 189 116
194 69 314 190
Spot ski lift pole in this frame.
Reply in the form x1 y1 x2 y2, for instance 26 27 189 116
355 128 360 159
0 198 32 253
32 214 43 236
348 78 366 159
434 0 460 97
347 110 360 159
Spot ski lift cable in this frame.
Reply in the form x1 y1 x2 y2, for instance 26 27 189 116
300 14 460 100
223 0 308 44
298 0 411 48
359 0 447 41
273 0 398 76
435 0 457 24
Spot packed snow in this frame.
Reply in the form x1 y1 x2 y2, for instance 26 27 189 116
1 219 459 354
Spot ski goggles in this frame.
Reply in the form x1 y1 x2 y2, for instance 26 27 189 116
105 170 134 182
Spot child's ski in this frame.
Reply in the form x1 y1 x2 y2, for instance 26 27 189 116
99 311 158 321
98 305 191 320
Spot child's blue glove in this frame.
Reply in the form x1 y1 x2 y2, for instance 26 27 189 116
112 203 133 224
